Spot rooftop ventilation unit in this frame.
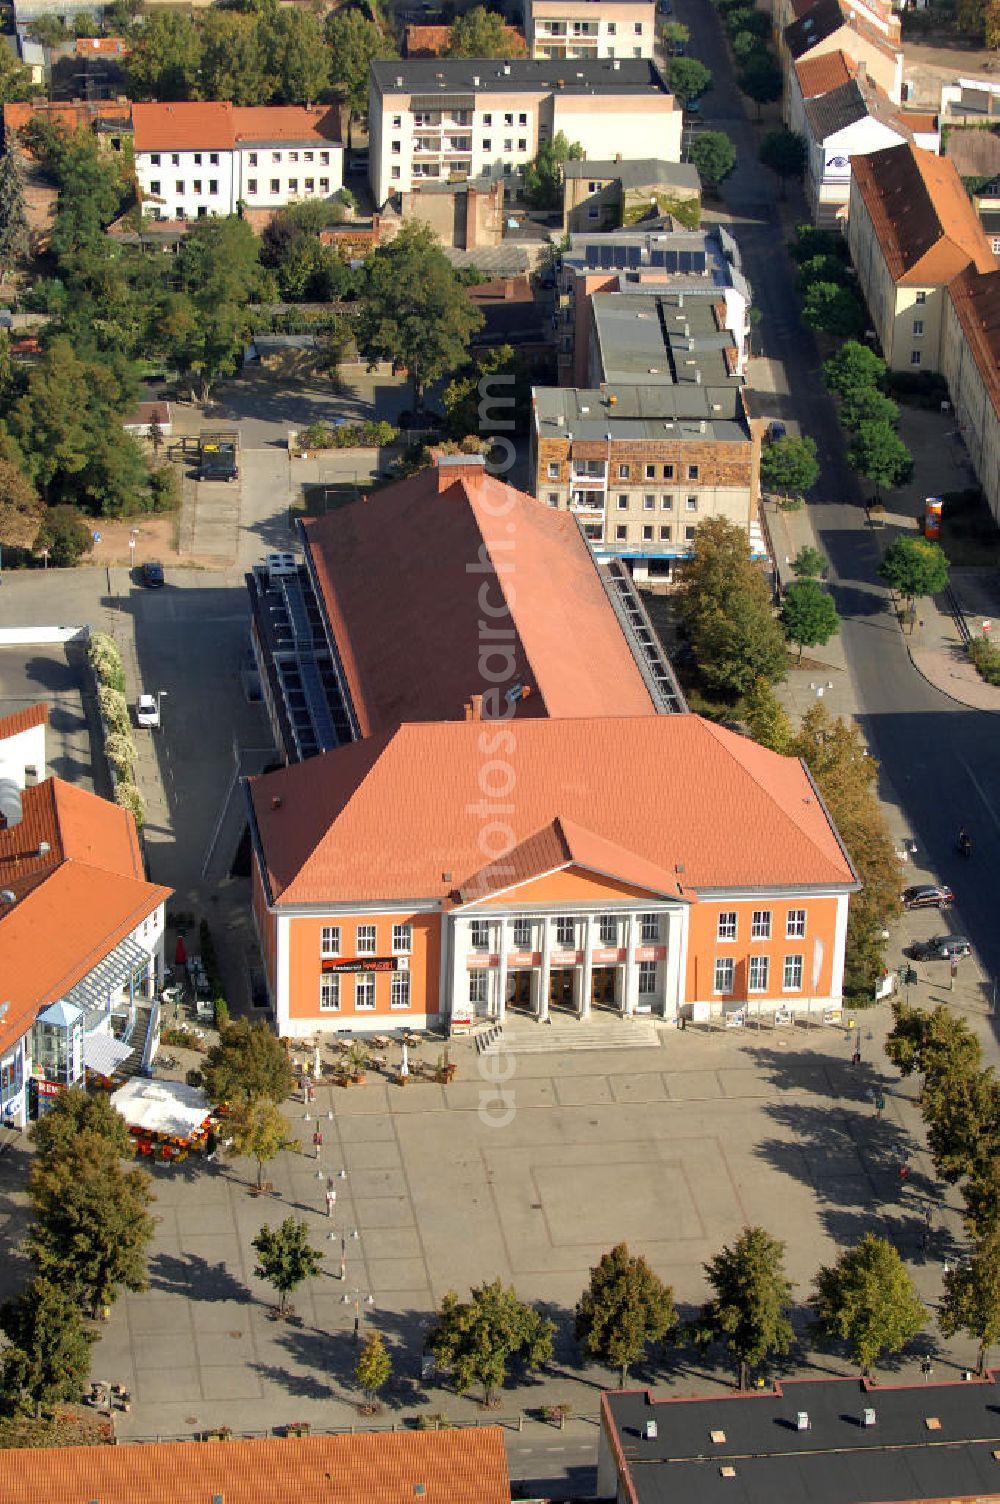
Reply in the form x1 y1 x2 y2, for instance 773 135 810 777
644 1420 658 1439
796 1412 810 1432
862 1408 876 1427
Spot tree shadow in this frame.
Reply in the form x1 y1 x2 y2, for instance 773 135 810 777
754 1095 919 1219
147 1251 251 1304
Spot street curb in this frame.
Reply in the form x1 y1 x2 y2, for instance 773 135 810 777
886 591 999 713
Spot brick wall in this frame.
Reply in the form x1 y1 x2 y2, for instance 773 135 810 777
535 434 754 488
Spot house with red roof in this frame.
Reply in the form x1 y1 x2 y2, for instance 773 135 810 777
243 456 857 1036
0 706 171 1127
132 102 343 224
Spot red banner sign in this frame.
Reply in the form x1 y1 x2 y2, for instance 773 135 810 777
321 957 396 974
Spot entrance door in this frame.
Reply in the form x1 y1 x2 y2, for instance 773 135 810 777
591 966 618 1011
549 968 575 1011
506 970 533 1012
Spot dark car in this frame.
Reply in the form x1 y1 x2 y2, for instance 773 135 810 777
902 883 954 911
911 935 971 961
142 560 165 588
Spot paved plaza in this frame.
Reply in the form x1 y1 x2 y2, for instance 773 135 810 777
0 986 989 1444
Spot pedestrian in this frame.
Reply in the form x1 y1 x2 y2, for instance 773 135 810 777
307 1083 316 1105
875 1090 885 1118
325 1186 337 1217
899 1161 910 1183
205 1128 218 1163
313 1129 323 1159
852 1045 861 1066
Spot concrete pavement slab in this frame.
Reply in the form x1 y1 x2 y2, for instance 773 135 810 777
662 1068 724 1100
200 1367 264 1401
364 1259 433 1292
337 1114 396 1142
609 1074 668 1103
551 1076 614 1106
354 1198 421 1230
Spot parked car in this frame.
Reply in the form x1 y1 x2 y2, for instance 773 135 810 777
136 694 160 729
910 935 971 961
142 560 164 588
902 883 954 911
766 420 787 443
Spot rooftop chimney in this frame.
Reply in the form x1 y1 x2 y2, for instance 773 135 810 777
435 453 486 491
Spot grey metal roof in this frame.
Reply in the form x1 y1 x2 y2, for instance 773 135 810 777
371 57 671 97
605 1378 1000 1504
562 226 750 299
563 158 700 191
591 291 740 388
533 382 748 443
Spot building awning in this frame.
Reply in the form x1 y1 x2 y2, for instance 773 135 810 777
83 1034 133 1078
64 936 149 1015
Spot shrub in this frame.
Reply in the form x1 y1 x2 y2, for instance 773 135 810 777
968 637 1000 686
113 781 146 827
87 631 125 691
36 504 93 566
103 730 135 777
299 419 398 450
149 465 180 512
97 684 130 735
214 998 229 1032
185 1069 204 1088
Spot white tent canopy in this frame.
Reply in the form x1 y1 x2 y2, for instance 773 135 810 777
110 1078 211 1140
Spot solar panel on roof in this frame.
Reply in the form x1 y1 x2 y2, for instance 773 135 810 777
600 245 615 268
584 244 601 264
678 250 692 272
626 245 641 268
691 251 707 272
664 250 678 271
650 250 665 267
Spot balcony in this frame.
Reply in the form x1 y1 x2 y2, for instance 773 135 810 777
571 493 605 513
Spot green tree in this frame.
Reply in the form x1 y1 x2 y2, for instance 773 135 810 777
839 385 899 432
661 19 690 49
426 1278 555 1405
199 10 272 105
0 1278 95 1418
792 544 827 579
355 1328 392 1407
251 1216 322 1316
202 1018 294 1109
689 130 737 191
760 434 819 500
796 252 853 290
964 1160 1000 1238
781 579 839 660
878 536 948 622
0 43 37 104
848 421 913 500
802 281 866 338
922 1064 1000 1184
442 343 536 439
668 56 712 105
523 130 584 209
326 10 398 144
262 8 330 104
692 1226 794 1390
447 6 525 55
574 1242 677 1388
885 1001 982 1086
29 1085 132 1160
0 146 30 281
226 1096 298 1190
758 128 806 193
811 1233 924 1378
790 705 901 1005
36 504 93 565
26 1133 155 1317
823 338 886 398
355 222 483 408
742 676 792 753
675 517 788 695
940 1229 1000 1374
739 53 782 117
0 457 44 551
125 11 203 99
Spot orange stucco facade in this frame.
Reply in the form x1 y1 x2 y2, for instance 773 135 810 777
284 908 442 1025
684 894 842 1004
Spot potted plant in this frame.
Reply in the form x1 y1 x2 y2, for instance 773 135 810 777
346 1041 368 1084
435 1047 457 1085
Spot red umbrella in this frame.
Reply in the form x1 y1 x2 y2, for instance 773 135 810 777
175 934 187 966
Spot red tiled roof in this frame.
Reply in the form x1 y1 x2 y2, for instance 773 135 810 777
852 143 995 285
0 700 47 741
460 814 686 904
3 99 131 139
75 35 129 55
405 23 452 55
0 778 171 1054
300 462 658 736
948 265 1000 422
132 102 341 152
124 401 170 427
794 50 857 99
0 1428 511 1504
249 717 858 907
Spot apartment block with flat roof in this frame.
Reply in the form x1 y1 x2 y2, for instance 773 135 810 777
368 57 681 205
523 0 656 60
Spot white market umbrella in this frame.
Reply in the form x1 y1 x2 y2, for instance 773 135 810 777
400 1041 409 1079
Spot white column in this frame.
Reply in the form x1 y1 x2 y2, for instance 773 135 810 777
450 917 468 1017
662 908 685 1021
580 914 594 1019
623 912 639 1016
496 917 509 1023
538 914 552 1021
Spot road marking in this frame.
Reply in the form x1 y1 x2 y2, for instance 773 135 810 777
956 750 1000 836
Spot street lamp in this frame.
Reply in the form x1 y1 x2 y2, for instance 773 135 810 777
128 529 137 573
328 1226 358 1280
40 548 49 570
341 1286 374 1340
809 681 833 699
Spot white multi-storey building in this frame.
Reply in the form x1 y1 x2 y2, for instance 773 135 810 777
368 57 681 205
523 0 656 59
133 102 343 222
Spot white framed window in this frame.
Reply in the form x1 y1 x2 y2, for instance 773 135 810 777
392 114 401 128
783 954 804 990
634 19 643 31
547 491 558 505
270 178 280 193
390 972 411 1009
638 960 656 994
320 150 330 165
662 463 674 479
660 494 673 509
645 463 656 479
642 525 653 541
321 925 341 957
915 290 926 304
640 913 659 943
272 150 281 163
688 464 699 480
513 918 532 949
248 151 257 166
209 179 218 195
392 923 412 954
150 152 160 165
320 975 340 1011
685 495 698 512
483 112 492 125
617 494 629 510
355 975 376 1009
749 955 769 992
714 957 735 994
643 494 655 510
150 179 160 195
619 462 630 479
209 152 219 165
751 910 771 940
469 972 488 1005
356 924 376 955
616 524 627 540
305 150 314 161
786 909 806 939
660 525 672 540
555 916 575 946
607 19 617 32
319 177 329 191
910 350 922 367
247 179 257 194
483 138 492 151
599 914 618 945
470 919 490 950
717 911 737 941
684 524 697 542
193 152 202 165
518 138 526 151
519 112 527 125
391 166 401 179
288 178 299 192
913 319 924 336
175 180 185 194
171 153 179 165
547 461 559 478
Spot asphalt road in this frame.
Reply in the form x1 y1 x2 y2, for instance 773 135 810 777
674 0 1000 992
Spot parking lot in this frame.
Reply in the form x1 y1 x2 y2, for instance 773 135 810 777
0 640 100 793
